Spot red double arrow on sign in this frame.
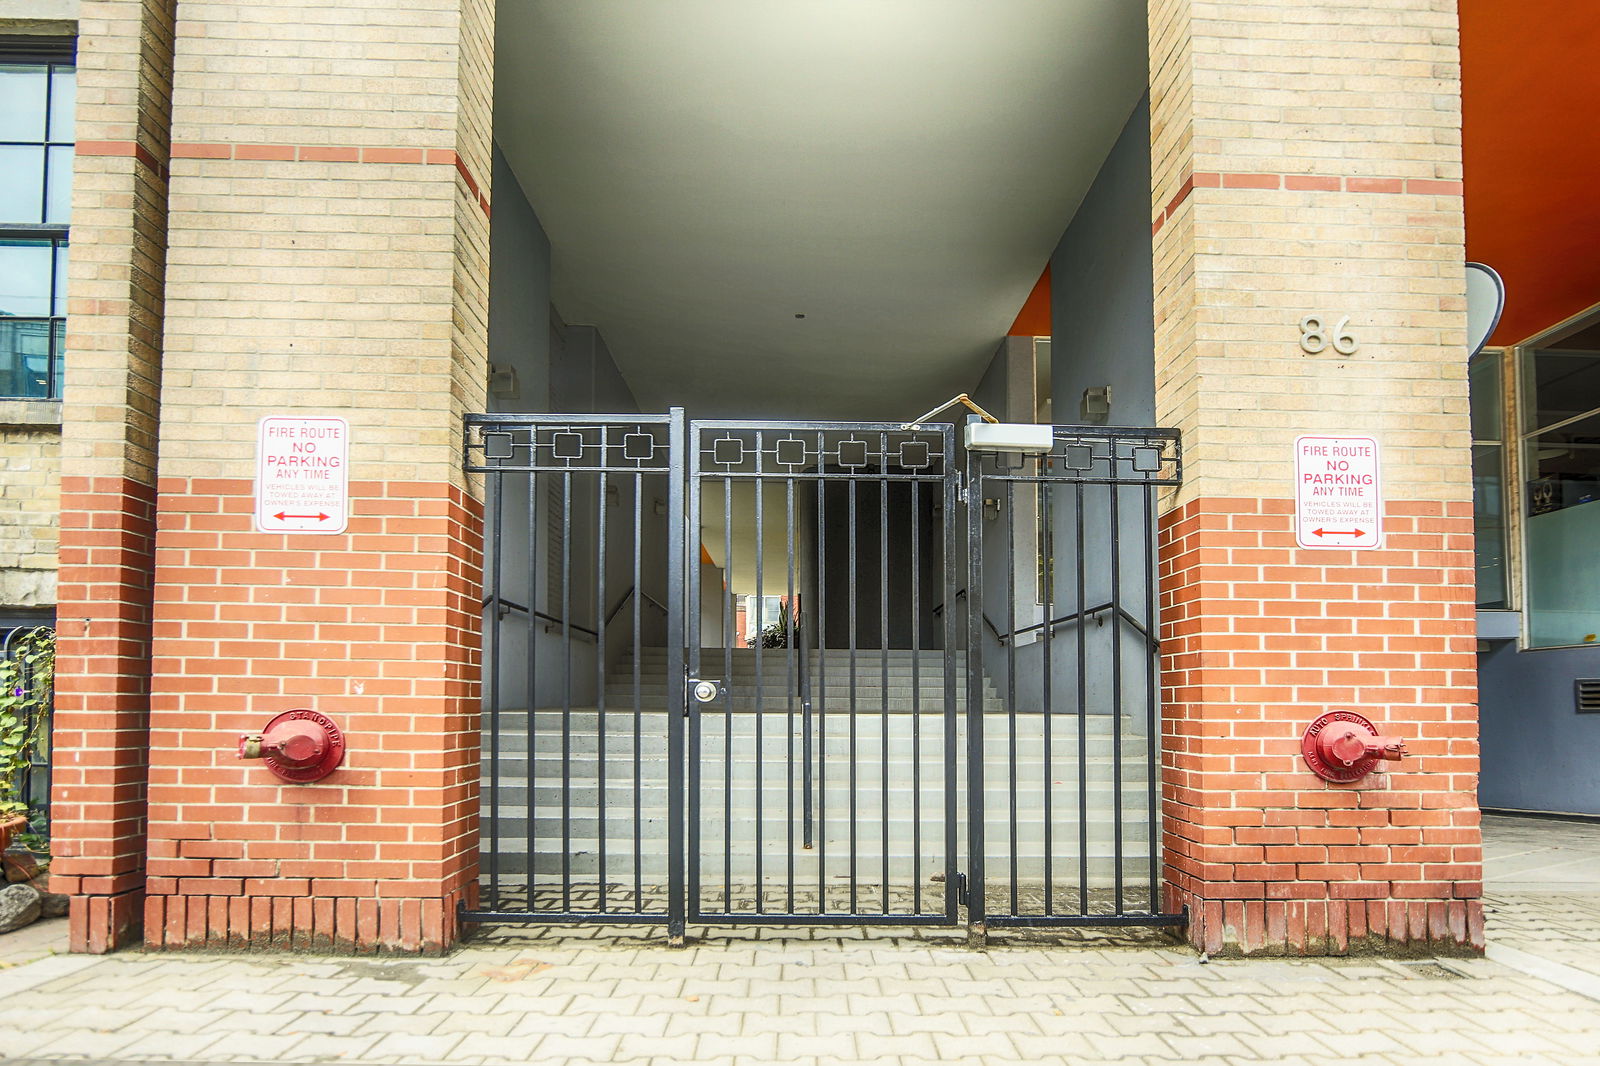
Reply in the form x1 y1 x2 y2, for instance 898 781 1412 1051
1312 527 1365 538
274 511 331 522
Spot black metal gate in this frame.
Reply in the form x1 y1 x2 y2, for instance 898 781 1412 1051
964 425 1183 932
687 420 960 924
464 409 1183 939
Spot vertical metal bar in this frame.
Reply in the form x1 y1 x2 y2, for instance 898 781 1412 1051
723 467 734 912
801 523 814 854
848 469 859 914
910 474 922 915
596 442 609 912
879 431 890 915
1110 478 1126 915
1042 475 1054 916
666 409 687 940
687 424 703 921
786 470 797 913
754 433 766 912
1075 480 1089 915
1144 482 1160 914
486 465 503 912
633 468 644 912
816 438 828 910
965 446 986 933
561 466 573 913
525 458 540 912
1005 479 1018 917
941 429 959 925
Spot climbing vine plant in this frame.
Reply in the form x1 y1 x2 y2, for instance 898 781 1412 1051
0 627 55 825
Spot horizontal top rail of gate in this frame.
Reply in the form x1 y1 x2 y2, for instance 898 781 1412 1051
465 412 678 474
974 425 1181 486
689 419 952 481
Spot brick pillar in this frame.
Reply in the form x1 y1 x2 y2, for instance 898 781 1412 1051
140 0 492 952
1148 0 1482 955
51 0 178 953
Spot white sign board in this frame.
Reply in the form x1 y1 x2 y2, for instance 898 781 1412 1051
1294 435 1381 550
256 416 349 534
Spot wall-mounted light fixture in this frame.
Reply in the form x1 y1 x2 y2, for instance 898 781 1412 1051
489 363 520 400
982 498 1001 521
1081 386 1111 423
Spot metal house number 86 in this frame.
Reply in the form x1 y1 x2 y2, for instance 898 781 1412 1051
1299 315 1358 355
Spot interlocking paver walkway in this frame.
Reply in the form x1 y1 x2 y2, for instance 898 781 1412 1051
0 813 1594 1064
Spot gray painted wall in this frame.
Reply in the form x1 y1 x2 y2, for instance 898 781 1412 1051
487 147 552 414
483 150 667 712
958 94 1161 726
1479 642 1600 815
1051 96 1155 427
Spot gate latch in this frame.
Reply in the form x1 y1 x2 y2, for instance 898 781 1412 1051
690 678 724 704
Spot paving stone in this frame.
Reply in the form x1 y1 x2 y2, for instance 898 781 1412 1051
2 819 1600 1066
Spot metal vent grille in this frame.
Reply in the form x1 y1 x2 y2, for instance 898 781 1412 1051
1577 679 1600 714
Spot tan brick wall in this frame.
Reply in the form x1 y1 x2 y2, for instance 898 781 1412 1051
158 0 491 489
0 422 61 606
1149 0 1469 506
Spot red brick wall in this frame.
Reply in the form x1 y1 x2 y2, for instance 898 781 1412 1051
51 476 159 952
1158 497 1483 955
141 478 482 952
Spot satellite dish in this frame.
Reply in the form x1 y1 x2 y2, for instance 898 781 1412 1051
1466 262 1505 359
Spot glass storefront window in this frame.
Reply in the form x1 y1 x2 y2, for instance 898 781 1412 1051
1521 317 1600 647
1470 352 1508 608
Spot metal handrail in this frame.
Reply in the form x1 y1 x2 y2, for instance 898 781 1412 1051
933 588 1154 648
1009 602 1155 648
602 585 669 629
482 595 599 642
930 588 1007 645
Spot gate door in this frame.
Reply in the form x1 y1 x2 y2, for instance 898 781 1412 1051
465 411 686 935
688 421 960 924
965 425 1183 931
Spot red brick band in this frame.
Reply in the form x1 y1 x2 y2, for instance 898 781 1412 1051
1152 170 1465 234
74 139 170 182
78 140 491 217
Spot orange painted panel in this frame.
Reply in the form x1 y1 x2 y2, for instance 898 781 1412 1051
1007 265 1051 337
1462 0 1600 344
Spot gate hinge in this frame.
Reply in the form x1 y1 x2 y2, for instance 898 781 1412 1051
955 871 969 907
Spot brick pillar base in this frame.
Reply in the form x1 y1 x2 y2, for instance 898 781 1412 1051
52 476 160 953
141 480 482 954
1159 498 1483 956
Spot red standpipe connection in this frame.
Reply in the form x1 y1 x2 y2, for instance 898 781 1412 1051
1301 711 1405 784
238 709 346 783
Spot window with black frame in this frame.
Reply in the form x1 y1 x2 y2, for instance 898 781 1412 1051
0 43 74 400
1521 312 1600 648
